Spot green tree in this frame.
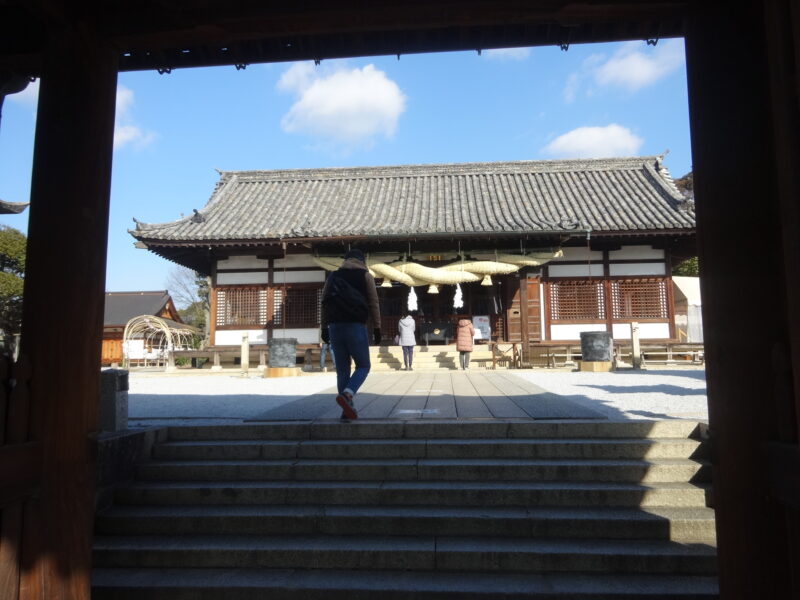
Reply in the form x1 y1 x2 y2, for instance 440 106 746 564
674 170 693 199
672 171 699 276
0 225 26 339
672 256 699 277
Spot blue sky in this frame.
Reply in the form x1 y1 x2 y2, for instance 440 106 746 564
0 39 691 301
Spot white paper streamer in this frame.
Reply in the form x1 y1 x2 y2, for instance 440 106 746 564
408 287 418 311
453 283 464 309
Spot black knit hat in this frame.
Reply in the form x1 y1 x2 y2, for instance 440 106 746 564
344 249 366 262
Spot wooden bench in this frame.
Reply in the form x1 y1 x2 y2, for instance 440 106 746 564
171 344 320 370
525 342 705 368
617 343 705 365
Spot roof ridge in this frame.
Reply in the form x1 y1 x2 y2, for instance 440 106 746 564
220 156 660 181
130 155 695 244
105 290 169 295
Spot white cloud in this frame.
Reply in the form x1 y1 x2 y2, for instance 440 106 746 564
484 47 531 61
562 39 684 100
278 62 407 149
593 39 684 91
277 62 316 94
542 124 643 159
113 85 156 150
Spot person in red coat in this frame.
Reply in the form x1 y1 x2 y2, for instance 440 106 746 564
456 318 475 370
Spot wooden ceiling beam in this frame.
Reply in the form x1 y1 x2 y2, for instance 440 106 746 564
0 1 687 74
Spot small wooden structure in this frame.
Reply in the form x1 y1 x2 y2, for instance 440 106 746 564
102 291 184 365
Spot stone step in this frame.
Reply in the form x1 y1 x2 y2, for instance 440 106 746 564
136 457 709 484
115 480 709 508
165 420 705 442
92 534 717 574
95 505 716 542
92 567 719 599
153 437 705 461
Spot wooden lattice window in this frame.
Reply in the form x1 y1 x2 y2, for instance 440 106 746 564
285 288 323 327
549 280 605 321
216 286 268 327
271 286 322 327
611 279 669 319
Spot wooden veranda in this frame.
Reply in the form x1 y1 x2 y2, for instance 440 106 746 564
1 2 799 599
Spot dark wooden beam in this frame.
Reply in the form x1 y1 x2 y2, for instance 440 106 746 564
1 1 688 74
685 1 798 597
17 21 118 600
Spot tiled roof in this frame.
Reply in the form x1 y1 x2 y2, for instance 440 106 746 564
131 156 694 243
104 291 172 326
0 200 29 215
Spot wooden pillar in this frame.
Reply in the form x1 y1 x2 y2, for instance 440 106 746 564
685 2 798 597
517 271 529 361
17 24 118 600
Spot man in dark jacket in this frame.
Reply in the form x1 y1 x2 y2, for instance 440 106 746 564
320 249 381 419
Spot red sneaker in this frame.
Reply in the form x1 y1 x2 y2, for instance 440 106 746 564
336 391 358 420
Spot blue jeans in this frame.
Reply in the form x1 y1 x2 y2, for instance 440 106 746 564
319 342 336 369
329 322 371 396
402 345 414 368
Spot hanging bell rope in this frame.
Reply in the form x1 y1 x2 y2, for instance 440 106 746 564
313 248 563 287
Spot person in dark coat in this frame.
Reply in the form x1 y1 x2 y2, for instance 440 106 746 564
456 318 475 370
320 249 381 420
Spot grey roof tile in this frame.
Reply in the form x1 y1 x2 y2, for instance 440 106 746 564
131 156 694 243
104 291 171 326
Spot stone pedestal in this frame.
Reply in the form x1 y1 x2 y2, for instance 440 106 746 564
579 360 613 372
580 331 614 372
269 337 297 367
99 368 128 432
580 331 613 360
264 366 302 378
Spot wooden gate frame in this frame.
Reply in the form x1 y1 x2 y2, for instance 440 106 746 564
0 2 798 599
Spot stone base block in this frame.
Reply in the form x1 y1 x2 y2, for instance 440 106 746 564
264 366 302 378
579 360 613 372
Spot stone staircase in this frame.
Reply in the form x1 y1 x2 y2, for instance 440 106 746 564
92 420 718 599
368 345 503 371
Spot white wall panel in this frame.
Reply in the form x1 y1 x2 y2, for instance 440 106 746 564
216 255 270 269
215 329 268 345
549 323 606 340
273 270 326 283
609 245 664 260
609 263 666 276
216 272 269 285
612 322 670 339
553 247 603 261
548 264 605 277
274 254 318 268
271 328 320 344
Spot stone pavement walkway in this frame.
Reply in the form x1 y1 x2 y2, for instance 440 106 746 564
247 372 606 421
128 367 707 427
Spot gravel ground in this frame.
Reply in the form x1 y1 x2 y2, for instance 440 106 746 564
129 372 338 427
513 367 708 421
128 366 707 427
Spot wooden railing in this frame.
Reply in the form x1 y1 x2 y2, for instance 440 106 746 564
525 342 705 368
